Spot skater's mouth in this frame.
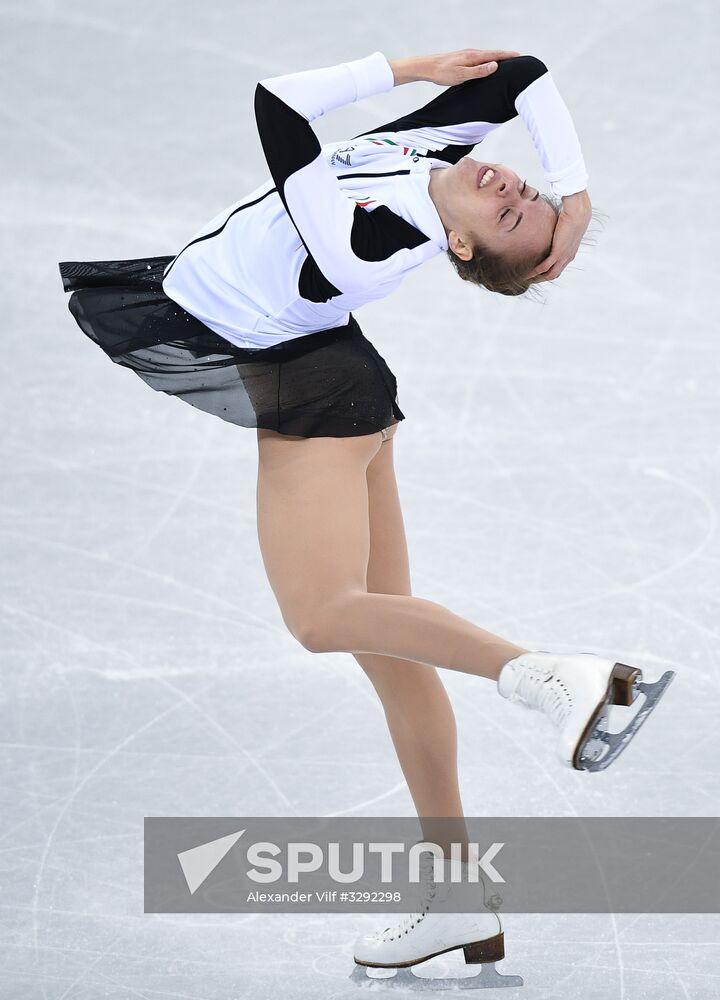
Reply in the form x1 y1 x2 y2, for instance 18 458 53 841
477 165 497 189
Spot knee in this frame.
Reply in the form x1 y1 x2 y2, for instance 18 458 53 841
288 613 343 654
285 602 352 653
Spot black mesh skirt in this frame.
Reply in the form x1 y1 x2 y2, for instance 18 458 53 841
58 255 405 438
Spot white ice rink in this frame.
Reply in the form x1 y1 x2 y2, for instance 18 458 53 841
2 0 719 996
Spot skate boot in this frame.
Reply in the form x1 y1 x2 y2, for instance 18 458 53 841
498 650 675 771
351 852 523 990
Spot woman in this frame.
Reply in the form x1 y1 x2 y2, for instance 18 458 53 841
59 47 674 979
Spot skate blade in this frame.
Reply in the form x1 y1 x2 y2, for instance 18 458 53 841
576 670 676 772
350 962 524 991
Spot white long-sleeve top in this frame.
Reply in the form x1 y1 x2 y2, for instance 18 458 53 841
162 51 588 349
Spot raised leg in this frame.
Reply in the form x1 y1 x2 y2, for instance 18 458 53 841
255 426 528 681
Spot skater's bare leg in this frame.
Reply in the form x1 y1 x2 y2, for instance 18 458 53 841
351 432 469 856
255 425 528 680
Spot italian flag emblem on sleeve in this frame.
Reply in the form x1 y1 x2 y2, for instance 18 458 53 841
367 136 419 157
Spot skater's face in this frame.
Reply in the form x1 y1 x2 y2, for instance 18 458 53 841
430 156 558 264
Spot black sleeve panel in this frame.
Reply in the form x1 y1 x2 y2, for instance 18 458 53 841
353 56 548 139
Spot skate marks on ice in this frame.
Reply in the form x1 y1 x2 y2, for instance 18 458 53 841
350 961 523 991
575 666 676 772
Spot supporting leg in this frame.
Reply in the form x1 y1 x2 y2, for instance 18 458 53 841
352 431 469 852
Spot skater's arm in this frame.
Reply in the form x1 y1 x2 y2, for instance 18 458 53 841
355 53 589 200
255 52 402 295
369 50 592 282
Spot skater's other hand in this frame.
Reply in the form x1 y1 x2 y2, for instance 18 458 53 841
528 190 592 283
390 49 521 87
424 49 521 86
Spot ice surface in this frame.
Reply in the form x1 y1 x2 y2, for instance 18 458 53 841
1 0 719 996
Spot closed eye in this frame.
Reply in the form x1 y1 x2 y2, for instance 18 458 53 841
500 180 537 231
499 206 523 232
499 207 522 231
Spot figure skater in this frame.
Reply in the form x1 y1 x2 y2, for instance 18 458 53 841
59 47 674 985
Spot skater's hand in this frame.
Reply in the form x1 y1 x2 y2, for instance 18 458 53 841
528 190 592 283
390 49 521 87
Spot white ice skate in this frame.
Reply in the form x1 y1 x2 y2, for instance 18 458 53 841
350 853 523 991
498 650 675 771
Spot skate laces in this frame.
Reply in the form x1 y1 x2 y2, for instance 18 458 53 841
377 853 436 942
510 661 573 728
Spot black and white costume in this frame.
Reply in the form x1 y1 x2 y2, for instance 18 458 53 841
162 51 588 349
59 50 588 436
